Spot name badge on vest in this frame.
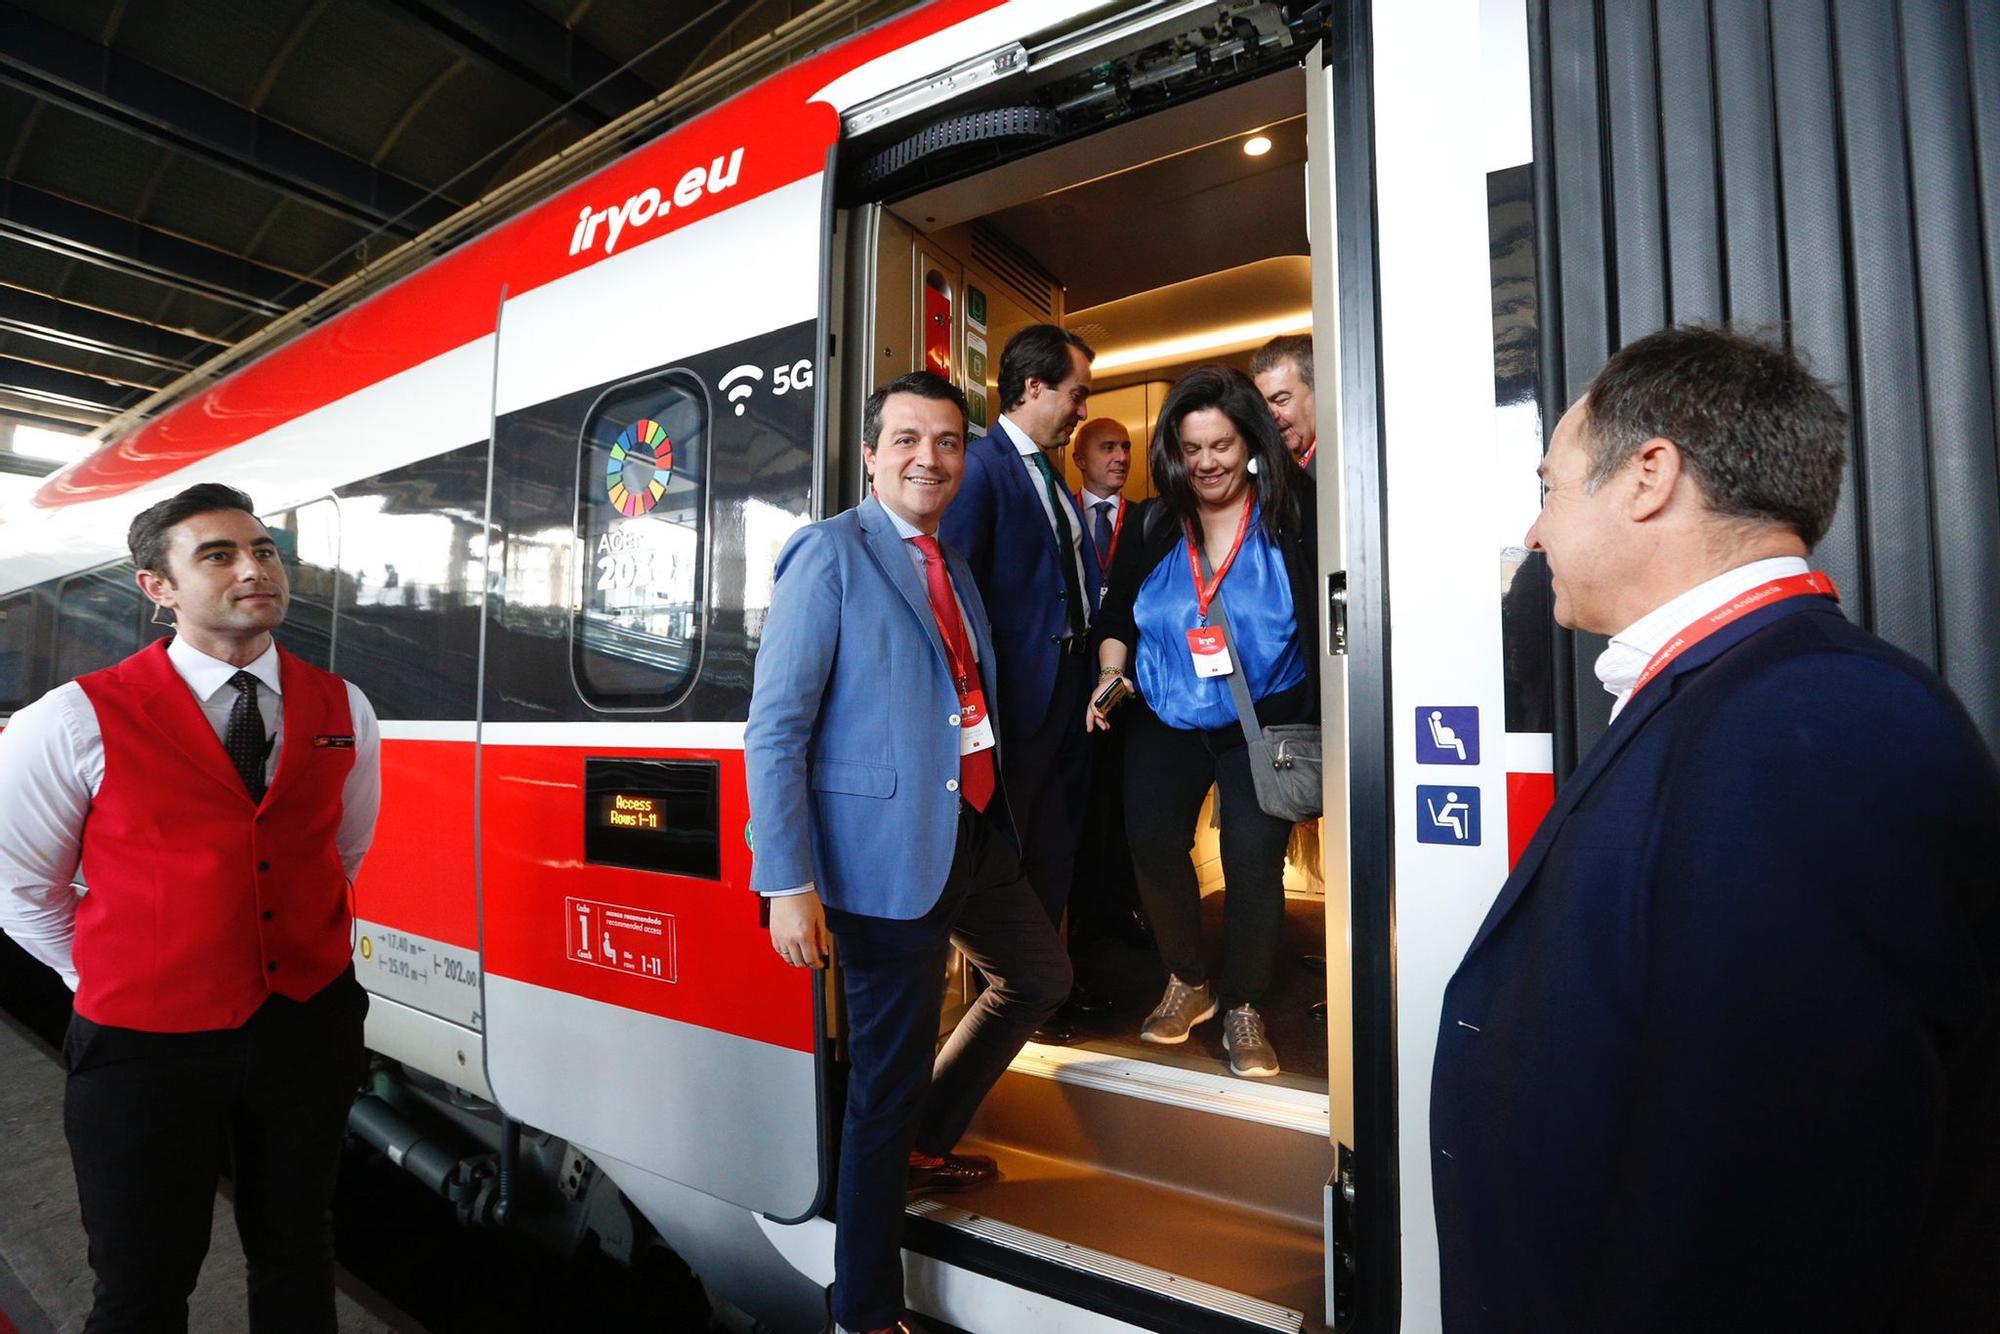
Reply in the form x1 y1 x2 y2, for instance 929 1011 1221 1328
314 734 356 749
958 688 996 755
1186 626 1234 677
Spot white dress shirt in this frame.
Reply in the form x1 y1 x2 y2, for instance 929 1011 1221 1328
995 414 1092 612
1078 487 1123 543
0 638 381 988
1596 555 1811 720
1078 488 1125 530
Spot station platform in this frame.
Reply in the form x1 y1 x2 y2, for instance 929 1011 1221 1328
0 1010 417 1334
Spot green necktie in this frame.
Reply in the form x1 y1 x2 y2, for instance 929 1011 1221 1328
1029 449 1088 638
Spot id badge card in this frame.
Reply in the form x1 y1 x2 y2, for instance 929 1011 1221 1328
958 687 997 754
1186 626 1234 677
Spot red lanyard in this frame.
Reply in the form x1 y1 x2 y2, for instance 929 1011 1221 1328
1076 492 1125 570
1184 495 1256 624
1298 438 1317 468
1629 571 1838 701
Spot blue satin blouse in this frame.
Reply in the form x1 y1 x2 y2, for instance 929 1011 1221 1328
1132 506 1306 731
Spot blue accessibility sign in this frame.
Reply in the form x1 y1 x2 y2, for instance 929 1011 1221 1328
1416 785 1480 846
1416 706 1479 764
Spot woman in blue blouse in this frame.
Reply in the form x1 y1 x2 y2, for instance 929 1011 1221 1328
1086 366 1318 1077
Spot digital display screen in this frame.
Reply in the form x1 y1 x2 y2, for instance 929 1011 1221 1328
601 793 664 830
582 758 721 879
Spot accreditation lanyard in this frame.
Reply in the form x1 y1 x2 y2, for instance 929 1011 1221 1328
931 587 995 753
1077 491 1126 587
1628 571 1839 701
1183 495 1255 678
1298 438 1317 468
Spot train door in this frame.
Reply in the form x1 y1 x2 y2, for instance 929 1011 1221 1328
822 6 1370 1327
475 102 837 1225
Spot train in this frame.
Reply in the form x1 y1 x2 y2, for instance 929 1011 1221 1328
7 0 1986 1330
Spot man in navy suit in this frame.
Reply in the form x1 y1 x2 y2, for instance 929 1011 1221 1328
746 371 1069 1334
1067 416 1150 949
1431 327 2000 1332
941 324 1104 1030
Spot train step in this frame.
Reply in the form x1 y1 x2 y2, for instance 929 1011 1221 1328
929 1042 1333 1332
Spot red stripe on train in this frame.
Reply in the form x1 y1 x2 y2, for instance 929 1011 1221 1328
353 738 480 950
1506 770 1556 869
478 743 814 1054
35 0 1006 510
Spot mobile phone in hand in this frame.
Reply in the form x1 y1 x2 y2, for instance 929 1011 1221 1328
1091 673 1132 714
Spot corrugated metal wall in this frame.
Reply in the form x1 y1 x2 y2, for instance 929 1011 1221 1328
1529 0 2000 768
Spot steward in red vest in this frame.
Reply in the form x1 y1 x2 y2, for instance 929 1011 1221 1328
0 483 381 1334
74 638 356 1031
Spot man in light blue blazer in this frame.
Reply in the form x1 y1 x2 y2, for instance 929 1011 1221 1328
745 371 1070 1334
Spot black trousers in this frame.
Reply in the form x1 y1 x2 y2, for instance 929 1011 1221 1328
63 969 368 1334
999 651 1097 924
1123 682 1312 1009
822 805 1071 1331
1069 709 1144 938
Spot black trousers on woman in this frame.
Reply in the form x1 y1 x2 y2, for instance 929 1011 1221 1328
1122 680 1313 1010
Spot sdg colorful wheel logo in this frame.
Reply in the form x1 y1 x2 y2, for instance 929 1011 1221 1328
606 419 672 516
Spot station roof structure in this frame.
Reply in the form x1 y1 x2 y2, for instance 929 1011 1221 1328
0 0 910 471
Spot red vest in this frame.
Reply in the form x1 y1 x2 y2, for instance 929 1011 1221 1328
72 640 356 1031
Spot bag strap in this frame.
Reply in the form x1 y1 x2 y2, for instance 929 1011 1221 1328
1196 539 1265 753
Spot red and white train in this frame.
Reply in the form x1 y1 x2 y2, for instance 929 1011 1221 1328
1 3 1565 1329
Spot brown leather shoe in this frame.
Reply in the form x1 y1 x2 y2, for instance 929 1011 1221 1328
907 1149 999 1196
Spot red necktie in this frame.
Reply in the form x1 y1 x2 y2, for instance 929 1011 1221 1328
910 535 995 812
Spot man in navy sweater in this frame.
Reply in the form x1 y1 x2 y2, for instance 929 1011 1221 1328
1431 327 2000 1332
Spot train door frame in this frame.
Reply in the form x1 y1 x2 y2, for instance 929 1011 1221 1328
824 4 1405 1327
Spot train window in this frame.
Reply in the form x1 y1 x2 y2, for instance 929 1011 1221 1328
573 371 709 709
262 500 338 670
54 565 144 683
333 446 487 720
0 591 35 711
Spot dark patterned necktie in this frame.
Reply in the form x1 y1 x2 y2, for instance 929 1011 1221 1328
225 671 268 802
1028 449 1088 636
1091 500 1115 580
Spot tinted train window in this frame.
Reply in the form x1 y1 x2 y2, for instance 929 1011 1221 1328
574 372 709 709
332 445 487 720
54 565 143 682
0 592 35 711
263 500 338 670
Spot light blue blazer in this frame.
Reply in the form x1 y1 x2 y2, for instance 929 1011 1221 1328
745 495 1012 919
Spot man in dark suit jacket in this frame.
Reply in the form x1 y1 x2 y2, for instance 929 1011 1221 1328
746 371 1069 1334
1068 416 1149 948
941 324 1102 1030
1431 326 2000 1333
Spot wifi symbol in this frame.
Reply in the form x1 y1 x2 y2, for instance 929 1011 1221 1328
718 364 764 416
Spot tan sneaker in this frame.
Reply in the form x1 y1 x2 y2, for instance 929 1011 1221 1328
1222 1004 1280 1078
1140 975 1216 1044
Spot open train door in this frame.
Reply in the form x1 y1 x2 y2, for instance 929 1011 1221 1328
1302 23 1369 1329
1303 1 1547 1327
474 90 841 1227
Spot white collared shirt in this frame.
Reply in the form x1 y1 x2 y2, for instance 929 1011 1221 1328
1078 488 1124 523
879 502 977 656
995 414 1092 610
1597 555 1811 720
0 638 381 988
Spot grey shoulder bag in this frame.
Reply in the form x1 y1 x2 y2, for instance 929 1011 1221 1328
1200 548 1323 823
